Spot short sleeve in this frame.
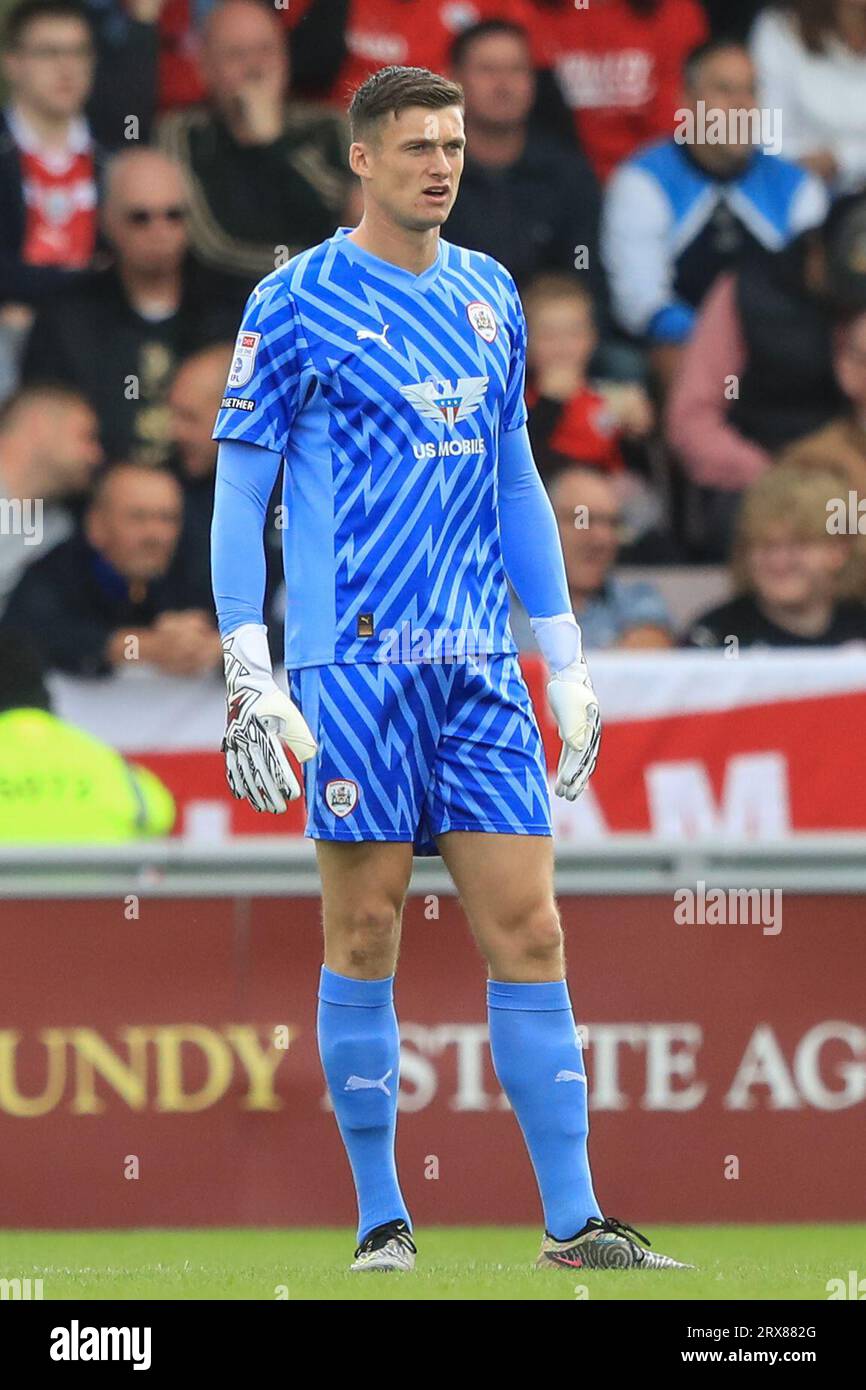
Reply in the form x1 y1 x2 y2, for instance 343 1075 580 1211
212 275 309 456
502 275 528 434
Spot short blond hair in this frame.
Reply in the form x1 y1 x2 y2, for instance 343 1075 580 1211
733 464 863 596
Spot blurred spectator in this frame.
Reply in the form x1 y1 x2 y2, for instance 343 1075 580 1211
666 194 866 555
0 0 100 313
524 273 653 480
3 460 221 675
320 0 535 105
154 0 338 113
0 383 101 611
684 465 866 647
510 465 674 650
0 628 175 840
781 311 866 493
751 1 866 194
443 18 605 312
157 0 354 313
603 38 827 392
532 0 709 183
167 338 231 584
701 0 767 41
22 146 230 463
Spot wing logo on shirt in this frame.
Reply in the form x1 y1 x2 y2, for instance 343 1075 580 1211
399 376 488 429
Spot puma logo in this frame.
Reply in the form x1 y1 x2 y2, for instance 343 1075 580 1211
356 324 392 350
554 1069 586 1084
344 1068 393 1095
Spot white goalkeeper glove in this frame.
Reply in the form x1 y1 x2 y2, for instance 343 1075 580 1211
531 613 601 801
221 623 317 813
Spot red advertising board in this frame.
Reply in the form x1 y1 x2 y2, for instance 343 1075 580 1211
1 892 863 1228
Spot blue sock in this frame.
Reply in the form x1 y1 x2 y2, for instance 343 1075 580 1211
317 966 411 1244
487 979 602 1240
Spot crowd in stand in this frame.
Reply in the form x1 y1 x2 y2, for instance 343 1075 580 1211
2 0 866 681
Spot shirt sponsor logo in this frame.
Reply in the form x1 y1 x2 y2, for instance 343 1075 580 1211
227 330 261 389
400 375 488 428
466 300 497 342
220 396 256 411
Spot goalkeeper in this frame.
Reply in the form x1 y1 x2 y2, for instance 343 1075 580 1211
211 64 688 1274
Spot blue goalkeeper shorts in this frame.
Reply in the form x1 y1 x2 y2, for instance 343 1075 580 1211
287 654 552 855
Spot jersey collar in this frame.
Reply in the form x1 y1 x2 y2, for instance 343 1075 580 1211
331 226 443 291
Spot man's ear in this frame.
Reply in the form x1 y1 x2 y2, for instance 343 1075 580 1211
348 142 371 179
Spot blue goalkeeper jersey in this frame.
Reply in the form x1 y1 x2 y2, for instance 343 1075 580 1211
212 226 528 669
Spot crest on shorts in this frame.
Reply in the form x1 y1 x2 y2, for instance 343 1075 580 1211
466 300 498 343
325 779 359 818
227 331 261 389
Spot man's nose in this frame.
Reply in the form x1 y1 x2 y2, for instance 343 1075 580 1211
428 146 451 176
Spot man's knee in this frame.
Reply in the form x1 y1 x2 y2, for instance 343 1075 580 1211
329 901 402 975
485 900 563 969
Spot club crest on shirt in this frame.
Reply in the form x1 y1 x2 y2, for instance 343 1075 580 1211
227 331 261 389
325 779 359 818
466 300 497 343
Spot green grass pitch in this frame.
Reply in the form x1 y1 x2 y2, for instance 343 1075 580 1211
1 1226 862 1300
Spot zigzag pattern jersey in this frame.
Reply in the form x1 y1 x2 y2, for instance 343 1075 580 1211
213 227 528 669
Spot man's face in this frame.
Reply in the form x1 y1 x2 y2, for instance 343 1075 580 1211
551 472 621 598
168 357 230 479
105 159 189 275
201 1 287 107
747 528 846 610
4 16 95 121
527 297 597 378
42 401 102 493
688 47 757 163
456 32 534 130
352 105 465 232
87 471 183 581
836 314 866 414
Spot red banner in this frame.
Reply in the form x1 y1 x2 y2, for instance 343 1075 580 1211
1 892 863 1228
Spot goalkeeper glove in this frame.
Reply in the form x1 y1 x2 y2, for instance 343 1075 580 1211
221 623 317 813
531 613 601 801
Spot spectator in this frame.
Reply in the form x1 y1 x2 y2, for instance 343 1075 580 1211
666 194 866 556
701 1 767 41
531 0 708 182
781 311 866 493
602 38 827 392
3 459 222 675
0 383 101 612
443 18 605 314
320 0 536 105
684 465 866 647
0 0 101 313
509 464 674 651
0 628 175 840
166 338 231 585
157 0 355 314
751 1 866 194
22 146 231 463
523 272 653 480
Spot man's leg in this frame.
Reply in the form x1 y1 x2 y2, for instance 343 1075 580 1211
437 830 602 1241
315 839 414 1245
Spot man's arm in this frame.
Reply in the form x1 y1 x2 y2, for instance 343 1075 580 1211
498 423 600 800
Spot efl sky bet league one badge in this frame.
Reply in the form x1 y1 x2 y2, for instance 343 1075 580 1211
325 779 359 818
228 331 261 389
466 301 497 343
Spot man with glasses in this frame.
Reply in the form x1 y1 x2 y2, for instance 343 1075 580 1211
22 146 234 461
511 466 673 651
